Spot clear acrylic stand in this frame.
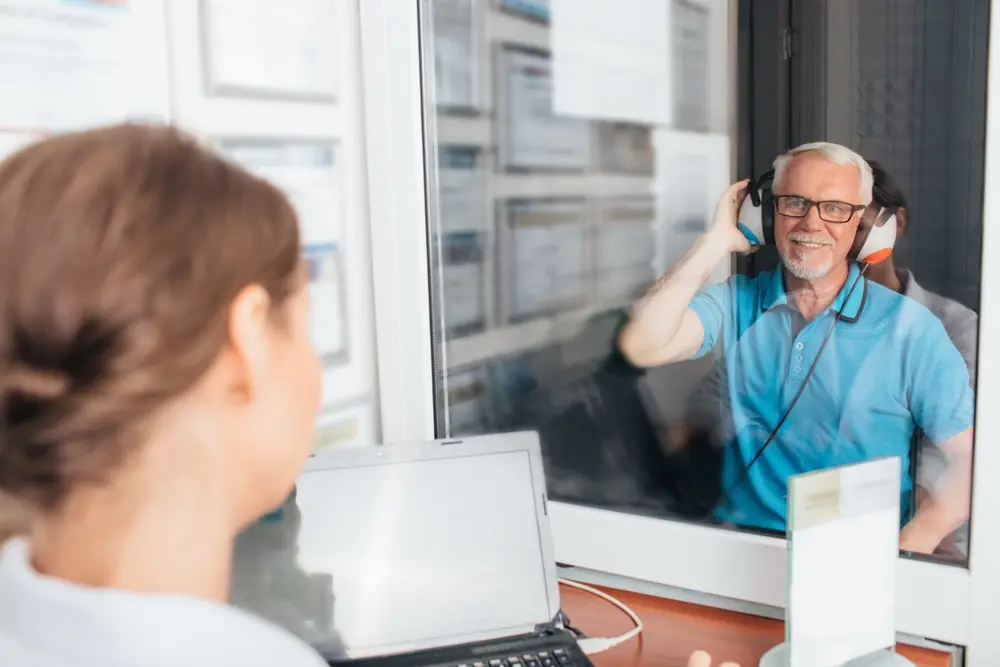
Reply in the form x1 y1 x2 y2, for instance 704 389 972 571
759 643 917 667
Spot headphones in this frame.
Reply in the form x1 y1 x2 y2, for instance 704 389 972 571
736 169 898 264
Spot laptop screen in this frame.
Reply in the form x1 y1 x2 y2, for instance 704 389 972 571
230 448 553 659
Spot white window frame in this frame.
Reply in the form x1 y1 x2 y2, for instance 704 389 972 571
359 0 1000 660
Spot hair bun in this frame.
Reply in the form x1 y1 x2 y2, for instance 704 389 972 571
0 363 71 403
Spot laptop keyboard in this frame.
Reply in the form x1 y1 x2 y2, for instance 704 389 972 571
458 648 576 667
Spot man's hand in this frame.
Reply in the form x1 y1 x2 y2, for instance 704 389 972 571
900 427 973 554
687 650 741 667
706 179 754 255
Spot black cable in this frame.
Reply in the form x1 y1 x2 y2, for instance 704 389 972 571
556 609 588 638
721 262 871 505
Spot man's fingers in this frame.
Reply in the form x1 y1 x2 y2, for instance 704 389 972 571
687 651 712 667
686 651 742 667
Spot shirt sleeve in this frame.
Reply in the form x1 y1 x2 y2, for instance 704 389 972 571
910 316 975 444
945 310 979 387
688 278 735 359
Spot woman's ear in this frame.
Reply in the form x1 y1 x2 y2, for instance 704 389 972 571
226 284 273 403
895 207 909 236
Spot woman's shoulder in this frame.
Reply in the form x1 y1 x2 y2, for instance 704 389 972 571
0 539 329 667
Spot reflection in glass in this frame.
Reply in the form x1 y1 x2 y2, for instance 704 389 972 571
421 0 984 567
230 489 344 657
231 453 551 660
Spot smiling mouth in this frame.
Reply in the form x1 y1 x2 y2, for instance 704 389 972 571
792 240 830 249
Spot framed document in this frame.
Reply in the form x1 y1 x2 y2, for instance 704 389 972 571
496 46 592 172
550 0 671 125
446 365 494 436
429 0 480 110
200 0 338 101
497 0 550 23
500 198 589 321
0 0 170 132
673 0 711 132
218 139 343 248
437 146 488 235
435 147 489 337
440 233 487 337
595 196 658 303
304 244 349 365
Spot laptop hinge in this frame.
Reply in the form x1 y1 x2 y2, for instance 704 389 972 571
534 610 568 636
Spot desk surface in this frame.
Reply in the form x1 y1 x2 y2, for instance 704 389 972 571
559 582 952 667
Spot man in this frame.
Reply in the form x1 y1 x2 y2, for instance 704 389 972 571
618 142 973 553
673 159 978 556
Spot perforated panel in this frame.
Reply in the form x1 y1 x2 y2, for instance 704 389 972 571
789 0 988 311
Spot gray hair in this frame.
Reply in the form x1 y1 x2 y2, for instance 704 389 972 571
772 141 873 205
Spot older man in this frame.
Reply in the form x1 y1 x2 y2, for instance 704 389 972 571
618 142 973 553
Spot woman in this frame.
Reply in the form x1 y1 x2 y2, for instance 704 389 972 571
0 123 325 665
0 124 737 667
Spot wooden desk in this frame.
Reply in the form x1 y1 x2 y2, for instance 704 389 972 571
559 583 952 667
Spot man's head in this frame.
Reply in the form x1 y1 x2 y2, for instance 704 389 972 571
771 142 873 281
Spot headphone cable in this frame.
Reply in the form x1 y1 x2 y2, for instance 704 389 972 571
721 262 871 506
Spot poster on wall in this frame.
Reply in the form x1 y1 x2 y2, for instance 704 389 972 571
200 0 338 101
0 0 170 155
303 244 348 365
219 139 343 248
498 46 592 172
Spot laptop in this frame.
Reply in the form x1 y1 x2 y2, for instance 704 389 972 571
230 430 595 667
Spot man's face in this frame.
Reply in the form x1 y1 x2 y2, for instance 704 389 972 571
774 154 866 281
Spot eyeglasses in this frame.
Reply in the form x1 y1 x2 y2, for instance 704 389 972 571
774 195 866 223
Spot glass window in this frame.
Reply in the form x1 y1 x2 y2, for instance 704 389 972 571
421 0 986 567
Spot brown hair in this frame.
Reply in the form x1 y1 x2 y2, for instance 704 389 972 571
0 124 301 511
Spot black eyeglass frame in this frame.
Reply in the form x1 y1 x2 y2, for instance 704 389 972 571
773 194 866 224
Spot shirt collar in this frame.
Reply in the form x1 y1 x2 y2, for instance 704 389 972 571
760 262 868 323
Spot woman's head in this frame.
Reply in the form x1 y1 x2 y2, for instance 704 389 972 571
867 159 909 234
0 124 320 531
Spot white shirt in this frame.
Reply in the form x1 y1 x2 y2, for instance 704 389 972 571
0 538 329 667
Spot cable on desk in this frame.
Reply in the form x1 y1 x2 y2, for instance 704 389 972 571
558 578 643 655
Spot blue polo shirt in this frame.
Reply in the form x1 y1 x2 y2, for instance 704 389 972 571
689 263 974 532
